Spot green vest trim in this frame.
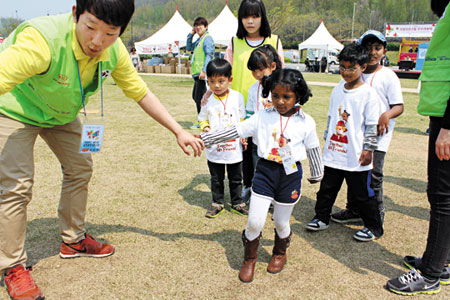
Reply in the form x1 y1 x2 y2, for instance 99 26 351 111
417 4 450 116
0 13 120 127
231 34 278 104
191 32 211 75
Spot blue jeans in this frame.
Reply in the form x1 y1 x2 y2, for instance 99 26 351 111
420 117 450 278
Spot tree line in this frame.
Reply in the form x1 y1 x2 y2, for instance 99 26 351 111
1 0 439 49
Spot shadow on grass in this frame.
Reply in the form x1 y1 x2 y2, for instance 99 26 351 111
25 218 269 271
394 126 428 136
291 196 405 279
384 196 429 222
384 175 426 194
178 173 211 210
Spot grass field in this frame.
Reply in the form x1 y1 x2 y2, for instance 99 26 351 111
1 74 447 299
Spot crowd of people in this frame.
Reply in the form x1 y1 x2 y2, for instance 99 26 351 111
0 0 449 299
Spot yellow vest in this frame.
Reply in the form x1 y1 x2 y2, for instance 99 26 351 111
231 34 278 104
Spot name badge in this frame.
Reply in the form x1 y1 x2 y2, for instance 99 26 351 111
278 144 298 175
221 112 232 128
80 119 104 153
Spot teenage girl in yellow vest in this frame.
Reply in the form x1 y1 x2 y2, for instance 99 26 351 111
225 0 285 201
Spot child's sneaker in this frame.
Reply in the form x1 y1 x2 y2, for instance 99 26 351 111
387 268 440 295
330 209 362 223
353 227 374 242
305 219 329 231
403 256 450 286
205 203 224 218
231 202 249 216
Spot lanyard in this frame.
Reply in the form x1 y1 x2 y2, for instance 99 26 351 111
280 114 291 138
362 65 382 87
76 61 104 118
218 90 229 112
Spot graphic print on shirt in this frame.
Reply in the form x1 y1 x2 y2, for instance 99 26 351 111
215 110 237 152
267 128 291 163
328 105 350 154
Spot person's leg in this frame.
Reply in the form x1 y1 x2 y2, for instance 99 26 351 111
371 150 386 222
245 193 272 241
0 115 44 299
420 117 450 278
192 77 206 114
242 137 254 188
0 115 40 274
314 167 345 224
346 170 383 238
39 118 93 244
227 162 243 206
206 161 225 206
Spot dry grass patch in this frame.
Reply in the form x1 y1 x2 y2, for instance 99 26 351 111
1 74 448 299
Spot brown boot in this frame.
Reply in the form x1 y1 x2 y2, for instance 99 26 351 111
239 230 261 283
267 229 291 274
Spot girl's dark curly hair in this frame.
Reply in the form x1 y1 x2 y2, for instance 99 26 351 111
262 69 312 105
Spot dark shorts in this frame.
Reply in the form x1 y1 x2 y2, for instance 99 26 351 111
252 159 303 204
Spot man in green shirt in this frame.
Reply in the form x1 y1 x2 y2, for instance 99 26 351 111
0 1 203 299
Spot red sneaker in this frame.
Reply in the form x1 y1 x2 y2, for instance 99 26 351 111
3 265 44 300
59 234 115 259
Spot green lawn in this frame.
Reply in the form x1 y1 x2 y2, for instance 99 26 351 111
2 74 444 300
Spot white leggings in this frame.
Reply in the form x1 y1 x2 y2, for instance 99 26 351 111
245 192 295 241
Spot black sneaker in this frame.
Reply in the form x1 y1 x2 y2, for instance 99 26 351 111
205 203 224 218
231 202 249 216
403 256 450 286
330 209 362 224
387 269 440 295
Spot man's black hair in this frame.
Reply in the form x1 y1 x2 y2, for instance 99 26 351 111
262 69 312 105
338 43 369 67
206 58 232 78
236 0 271 39
75 0 134 36
247 44 282 71
194 17 208 27
431 0 450 17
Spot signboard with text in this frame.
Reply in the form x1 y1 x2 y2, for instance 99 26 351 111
385 24 436 38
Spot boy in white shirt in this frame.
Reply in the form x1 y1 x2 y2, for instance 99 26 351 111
331 30 404 226
198 58 248 218
306 43 383 242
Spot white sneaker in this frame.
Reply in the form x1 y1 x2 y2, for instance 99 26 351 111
353 227 374 242
306 219 329 231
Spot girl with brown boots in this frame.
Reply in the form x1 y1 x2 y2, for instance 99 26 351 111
200 69 323 282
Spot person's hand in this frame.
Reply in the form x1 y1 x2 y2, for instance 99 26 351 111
201 89 213 107
199 71 206 80
240 138 248 151
359 150 373 166
377 112 390 136
203 126 211 132
176 130 204 157
436 128 450 161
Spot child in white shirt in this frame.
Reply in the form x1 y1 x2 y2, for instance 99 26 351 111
200 68 323 282
306 43 383 242
198 58 247 218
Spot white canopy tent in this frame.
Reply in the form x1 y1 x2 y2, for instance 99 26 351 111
298 20 344 61
135 8 192 55
208 3 238 46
